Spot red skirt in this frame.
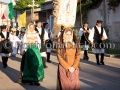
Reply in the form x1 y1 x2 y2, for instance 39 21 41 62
57 64 80 90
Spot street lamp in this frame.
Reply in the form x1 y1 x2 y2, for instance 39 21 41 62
28 0 39 24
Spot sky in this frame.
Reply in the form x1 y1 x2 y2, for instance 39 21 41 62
0 0 10 3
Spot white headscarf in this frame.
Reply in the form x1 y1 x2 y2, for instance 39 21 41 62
26 23 35 34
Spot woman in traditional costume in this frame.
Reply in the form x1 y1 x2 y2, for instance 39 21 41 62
57 28 80 90
19 23 44 86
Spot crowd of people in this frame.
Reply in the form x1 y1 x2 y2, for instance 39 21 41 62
0 21 53 86
0 19 107 89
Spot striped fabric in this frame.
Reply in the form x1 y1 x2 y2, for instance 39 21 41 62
58 64 80 90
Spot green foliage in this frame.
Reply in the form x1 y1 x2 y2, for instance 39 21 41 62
106 49 120 54
108 0 120 11
73 30 81 43
77 0 103 23
14 0 45 10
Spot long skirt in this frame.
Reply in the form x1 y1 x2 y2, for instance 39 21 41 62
57 64 80 90
20 45 44 83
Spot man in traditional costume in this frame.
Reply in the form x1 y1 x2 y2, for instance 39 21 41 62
57 25 65 38
43 23 53 63
0 25 12 68
35 21 48 68
79 21 91 60
89 20 108 65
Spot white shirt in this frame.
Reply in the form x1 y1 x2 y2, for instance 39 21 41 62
88 26 108 42
2 32 7 39
36 27 42 35
10 35 21 42
44 28 53 40
10 34 21 48
78 27 91 37
58 30 64 37
0 32 12 40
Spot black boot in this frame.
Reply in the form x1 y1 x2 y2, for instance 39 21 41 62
42 57 48 68
34 82 40 86
29 82 34 85
83 50 89 60
2 57 6 68
95 54 100 65
84 50 89 60
4 57 8 68
47 53 51 63
83 51 86 60
100 53 105 65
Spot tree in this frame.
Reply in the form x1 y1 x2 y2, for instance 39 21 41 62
77 0 103 25
52 0 61 39
14 0 45 10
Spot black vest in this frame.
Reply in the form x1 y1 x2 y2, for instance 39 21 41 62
93 26 103 43
16 30 20 36
0 32 12 53
35 27 46 52
80 28 90 45
93 26 104 48
0 32 9 39
35 27 45 43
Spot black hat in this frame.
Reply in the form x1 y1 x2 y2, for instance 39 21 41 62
97 20 103 23
1 25 6 30
43 23 48 28
83 21 89 24
36 20 41 24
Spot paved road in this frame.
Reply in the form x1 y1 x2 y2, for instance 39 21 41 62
0 52 120 90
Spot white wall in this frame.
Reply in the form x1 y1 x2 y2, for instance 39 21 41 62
87 0 120 42
87 1 104 28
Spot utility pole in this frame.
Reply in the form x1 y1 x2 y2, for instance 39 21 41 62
28 0 38 24
80 0 83 27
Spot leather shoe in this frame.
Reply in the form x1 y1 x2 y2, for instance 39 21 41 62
29 82 34 85
3 64 8 68
44 66 48 68
34 82 40 86
97 63 100 65
100 62 105 65
47 60 51 63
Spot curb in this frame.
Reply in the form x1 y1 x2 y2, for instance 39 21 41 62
88 51 120 58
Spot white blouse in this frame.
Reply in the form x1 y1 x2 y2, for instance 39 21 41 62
22 31 41 51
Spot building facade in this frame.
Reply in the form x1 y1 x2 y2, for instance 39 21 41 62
0 2 8 25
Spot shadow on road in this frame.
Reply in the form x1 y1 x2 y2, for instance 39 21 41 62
0 61 48 90
80 59 120 72
9 55 22 62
